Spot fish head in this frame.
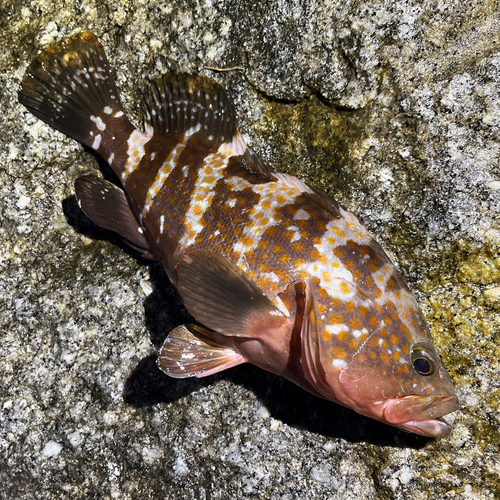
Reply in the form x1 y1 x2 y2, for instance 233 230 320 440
337 336 458 438
299 279 458 438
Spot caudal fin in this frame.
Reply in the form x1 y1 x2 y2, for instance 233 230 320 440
18 32 133 153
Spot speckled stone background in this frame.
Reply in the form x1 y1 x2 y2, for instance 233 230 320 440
1 0 499 498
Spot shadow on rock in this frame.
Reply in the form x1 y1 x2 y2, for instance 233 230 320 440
62 170 428 449
124 263 428 449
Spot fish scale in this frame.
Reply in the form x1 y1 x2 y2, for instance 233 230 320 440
18 32 458 438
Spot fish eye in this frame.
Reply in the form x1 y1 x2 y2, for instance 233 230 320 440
411 345 436 376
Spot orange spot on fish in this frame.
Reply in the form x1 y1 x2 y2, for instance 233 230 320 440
258 277 271 288
402 344 410 355
393 351 401 361
344 301 355 313
352 269 362 281
259 263 271 273
338 330 349 342
332 227 345 238
317 304 328 315
258 239 270 250
321 330 332 342
333 347 347 359
386 277 396 291
264 226 277 238
331 297 342 308
279 254 291 264
380 352 391 365
348 317 363 330
240 235 254 247
292 241 305 252
327 236 336 245
390 334 399 345
340 282 351 294
333 247 345 259
322 270 332 281
329 313 345 325
344 259 355 270
348 339 358 349
358 305 368 316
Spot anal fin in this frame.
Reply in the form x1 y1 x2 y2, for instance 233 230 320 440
75 175 152 257
158 324 245 378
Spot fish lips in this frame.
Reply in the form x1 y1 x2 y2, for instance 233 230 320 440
382 394 459 438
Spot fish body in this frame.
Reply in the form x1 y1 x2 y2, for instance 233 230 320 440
19 33 457 437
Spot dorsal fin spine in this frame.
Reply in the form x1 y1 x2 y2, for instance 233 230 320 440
141 73 238 147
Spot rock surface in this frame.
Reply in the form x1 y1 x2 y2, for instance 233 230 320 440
1 0 499 498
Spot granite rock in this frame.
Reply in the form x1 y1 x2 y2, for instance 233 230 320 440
1 0 499 498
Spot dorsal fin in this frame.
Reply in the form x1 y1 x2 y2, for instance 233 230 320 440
141 73 238 146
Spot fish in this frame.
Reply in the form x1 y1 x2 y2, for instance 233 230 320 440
18 32 458 438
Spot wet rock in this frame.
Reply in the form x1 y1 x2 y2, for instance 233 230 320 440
1 0 499 498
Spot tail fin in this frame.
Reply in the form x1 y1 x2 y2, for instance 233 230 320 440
18 32 129 149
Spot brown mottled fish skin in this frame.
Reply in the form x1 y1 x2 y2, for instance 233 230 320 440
18 32 458 438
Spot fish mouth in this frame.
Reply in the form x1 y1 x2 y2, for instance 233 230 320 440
382 394 459 438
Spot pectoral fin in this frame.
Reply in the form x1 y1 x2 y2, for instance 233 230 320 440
75 175 153 257
158 323 245 378
176 251 286 337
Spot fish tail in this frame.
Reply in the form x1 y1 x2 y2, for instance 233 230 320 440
18 32 137 175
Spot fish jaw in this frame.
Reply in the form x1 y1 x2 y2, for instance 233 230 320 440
381 394 459 438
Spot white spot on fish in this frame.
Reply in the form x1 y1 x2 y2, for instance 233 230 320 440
108 152 115 165
123 130 152 180
217 132 246 157
183 123 202 138
160 215 164 234
92 134 101 150
332 359 347 369
115 110 124 118
295 208 310 220
90 115 106 131
103 106 113 114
